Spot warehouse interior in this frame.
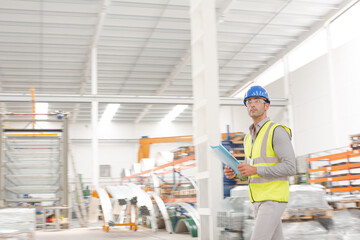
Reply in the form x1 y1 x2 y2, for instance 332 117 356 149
0 0 360 239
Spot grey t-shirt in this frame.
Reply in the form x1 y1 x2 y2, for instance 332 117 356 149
237 117 296 180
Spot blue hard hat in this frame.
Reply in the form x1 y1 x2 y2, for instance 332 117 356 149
243 85 270 106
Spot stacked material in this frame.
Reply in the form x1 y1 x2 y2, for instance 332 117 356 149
132 163 141 174
350 134 360 150
0 208 35 236
319 210 360 237
140 158 155 177
283 184 332 219
154 151 173 166
243 220 342 240
242 219 255 240
327 194 360 209
288 184 331 209
219 230 243 240
217 211 244 231
140 158 155 172
217 197 246 231
282 221 336 240
230 186 249 198
120 168 132 178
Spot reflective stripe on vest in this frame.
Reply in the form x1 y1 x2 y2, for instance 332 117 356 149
245 121 291 203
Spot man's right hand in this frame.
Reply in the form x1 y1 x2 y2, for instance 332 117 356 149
224 166 236 179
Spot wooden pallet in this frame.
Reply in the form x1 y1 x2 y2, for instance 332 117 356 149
173 189 196 196
330 199 360 209
350 134 360 142
351 141 360 150
282 208 333 220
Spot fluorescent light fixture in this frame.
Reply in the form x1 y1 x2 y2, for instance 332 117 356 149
35 103 48 120
99 104 120 124
161 105 188 124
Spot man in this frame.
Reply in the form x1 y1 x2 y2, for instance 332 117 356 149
224 85 296 240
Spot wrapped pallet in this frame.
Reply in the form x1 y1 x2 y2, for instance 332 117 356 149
0 208 35 239
218 196 247 232
283 184 333 219
319 209 360 236
282 221 339 240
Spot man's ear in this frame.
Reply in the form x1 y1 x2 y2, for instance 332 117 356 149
265 103 270 111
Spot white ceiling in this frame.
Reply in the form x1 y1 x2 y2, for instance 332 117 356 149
0 0 354 122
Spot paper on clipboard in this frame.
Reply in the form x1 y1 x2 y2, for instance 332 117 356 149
210 144 240 174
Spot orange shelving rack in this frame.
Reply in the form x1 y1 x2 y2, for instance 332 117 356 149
308 150 360 193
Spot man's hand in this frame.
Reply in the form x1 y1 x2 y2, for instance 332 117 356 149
238 164 257 177
224 166 236 179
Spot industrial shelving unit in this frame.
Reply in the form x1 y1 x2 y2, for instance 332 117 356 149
308 150 360 193
0 113 69 210
122 154 197 203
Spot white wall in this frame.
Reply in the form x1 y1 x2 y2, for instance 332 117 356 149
332 36 360 145
289 36 360 156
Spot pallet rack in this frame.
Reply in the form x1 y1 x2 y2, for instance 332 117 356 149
0 113 69 222
122 154 197 203
308 150 360 193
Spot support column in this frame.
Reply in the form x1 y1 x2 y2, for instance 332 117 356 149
283 56 295 144
190 0 222 239
91 48 99 187
326 25 340 147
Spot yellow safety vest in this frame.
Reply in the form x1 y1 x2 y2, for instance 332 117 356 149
244 120 291 203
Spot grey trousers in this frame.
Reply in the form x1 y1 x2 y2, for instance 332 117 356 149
251 201 287 240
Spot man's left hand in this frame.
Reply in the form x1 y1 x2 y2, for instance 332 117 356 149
238 164 257 177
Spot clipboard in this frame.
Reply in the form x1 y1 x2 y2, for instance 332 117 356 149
210 144 240 174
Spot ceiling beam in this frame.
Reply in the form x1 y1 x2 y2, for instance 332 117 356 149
0 93 288 106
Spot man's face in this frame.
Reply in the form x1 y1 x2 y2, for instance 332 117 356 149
246 97 269 118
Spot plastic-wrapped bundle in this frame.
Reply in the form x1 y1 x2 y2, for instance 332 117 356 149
287 184 332 209
219 230 243 240
230 186 248 198
0 208 35 235
326 193 360 203
243 200 254 219
217 197 247 231
283 184 333 219
243 219 255 240
283 221 341 240
343 233 360 240
217 211 244 231
319 210 360 235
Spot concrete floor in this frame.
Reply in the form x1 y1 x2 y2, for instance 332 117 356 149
36 226 196 240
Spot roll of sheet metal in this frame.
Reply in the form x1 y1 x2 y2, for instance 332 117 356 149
166 202 199 228
148 191 173 233
95 187 115 227
175 219 198 237
128 183 158 232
